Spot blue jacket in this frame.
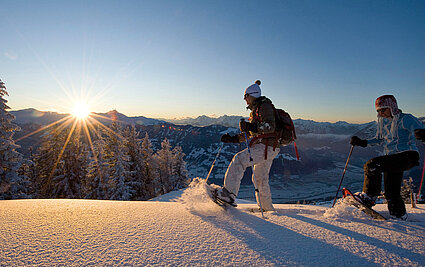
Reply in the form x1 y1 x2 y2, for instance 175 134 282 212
367 113 425 155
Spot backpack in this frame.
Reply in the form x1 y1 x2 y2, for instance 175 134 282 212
252 102 299 160
274 107 297 146
253 103 297 146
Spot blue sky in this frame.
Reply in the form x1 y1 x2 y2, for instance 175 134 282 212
1 0 424 123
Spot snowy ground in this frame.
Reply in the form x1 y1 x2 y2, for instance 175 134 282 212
2 184 425 266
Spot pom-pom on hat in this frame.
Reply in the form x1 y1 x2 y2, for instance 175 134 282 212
244 80 262 99
375 95 400 116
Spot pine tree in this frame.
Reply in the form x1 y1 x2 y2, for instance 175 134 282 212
0 79 29 199
21 147 37 197
33 123 89 198
84 136 109 199
123 126 147 200
104 122 132 200
32 126 64 198
140 132 157 199
401 177 415 204
155 138 174 195
51 126 89 198
171 145 189 190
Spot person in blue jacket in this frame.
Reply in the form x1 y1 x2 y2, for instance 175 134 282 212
350 95 425 220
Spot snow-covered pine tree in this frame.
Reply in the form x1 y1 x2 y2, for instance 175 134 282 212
123 126 149 200
171 145 189 190
84 135 109 200
103 122 133 200
19 147 36 197
0 79 29 199
155 138 174 195
140 132 157 199
51 125 89 198
401 177 415 204
33 123 88 198
32 126 65 198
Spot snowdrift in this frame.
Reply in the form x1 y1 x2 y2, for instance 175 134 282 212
1 188 425 266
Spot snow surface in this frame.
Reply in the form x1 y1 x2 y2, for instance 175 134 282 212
2 181 425 266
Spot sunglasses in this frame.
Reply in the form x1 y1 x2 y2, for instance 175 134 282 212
377 108 388 113
244 93 250 100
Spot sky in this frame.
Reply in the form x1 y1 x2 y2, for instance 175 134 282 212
1 0 424 123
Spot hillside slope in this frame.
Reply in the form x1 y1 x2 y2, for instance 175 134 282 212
1 187 425 266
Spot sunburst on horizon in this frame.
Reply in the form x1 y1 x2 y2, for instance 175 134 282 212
9 24 138 198
16 93 126 198
72 103 91 120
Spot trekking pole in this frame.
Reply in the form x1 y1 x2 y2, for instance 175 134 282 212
241 119 265 218
332 145 354 207
205 142 224 184
417 146 425 202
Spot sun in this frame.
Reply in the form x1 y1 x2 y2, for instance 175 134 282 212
72 103 91 119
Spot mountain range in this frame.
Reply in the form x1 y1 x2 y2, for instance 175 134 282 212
11 108 166 126
11 108 379 133
10 108 425 203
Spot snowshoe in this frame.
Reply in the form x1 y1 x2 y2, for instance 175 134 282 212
389 213 408 221
212 188 237 207
353 192 376 209
387 200 408 221
187 178 237 208
342 188 387 221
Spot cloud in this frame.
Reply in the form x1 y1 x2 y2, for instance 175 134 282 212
4 51 18 60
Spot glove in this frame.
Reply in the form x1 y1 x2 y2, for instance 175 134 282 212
239 120 257 133
221 133 239 143
350 136 367 147
415 129 425 142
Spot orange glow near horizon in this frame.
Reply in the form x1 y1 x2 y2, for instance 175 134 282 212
17 93 128 198
72 103 91 120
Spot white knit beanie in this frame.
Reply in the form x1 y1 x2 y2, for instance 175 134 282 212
244 80 262 98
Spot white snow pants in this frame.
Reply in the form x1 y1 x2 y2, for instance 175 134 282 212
224 144 280 211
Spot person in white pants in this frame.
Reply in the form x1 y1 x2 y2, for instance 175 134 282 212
224 144 279 210
218 80 280 211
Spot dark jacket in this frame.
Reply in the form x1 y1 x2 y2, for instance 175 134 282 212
238 96 277 146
